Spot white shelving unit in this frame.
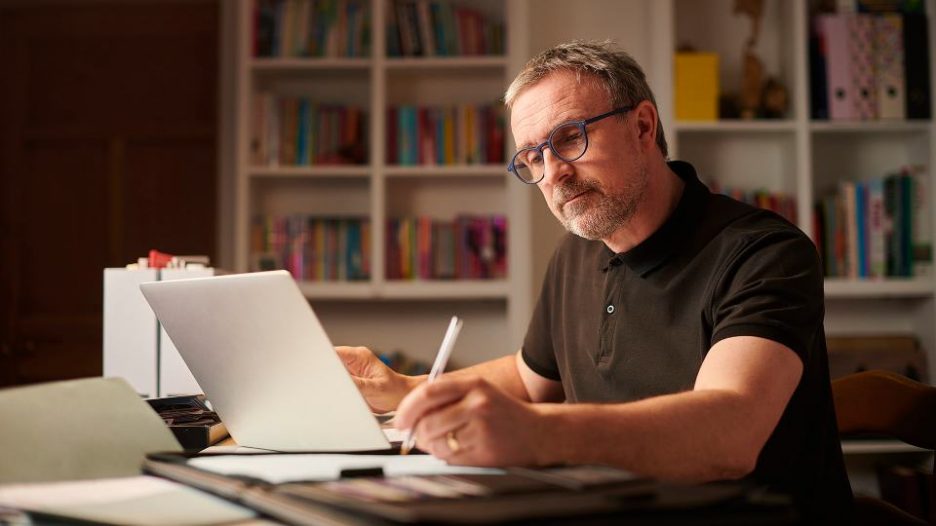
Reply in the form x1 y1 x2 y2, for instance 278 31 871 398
231 0 532 367
658 0 936 385
657 0 936 495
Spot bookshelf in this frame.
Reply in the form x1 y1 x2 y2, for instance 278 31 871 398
655 0 936 386
656 0 936 496
232 0 532 367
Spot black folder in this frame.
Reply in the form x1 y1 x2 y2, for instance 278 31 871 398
143 452 795 525
904 12 932 119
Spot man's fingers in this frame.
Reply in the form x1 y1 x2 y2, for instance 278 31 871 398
415 397 473 443
395 376 483 430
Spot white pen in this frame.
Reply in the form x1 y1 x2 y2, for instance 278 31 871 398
400 315 463 455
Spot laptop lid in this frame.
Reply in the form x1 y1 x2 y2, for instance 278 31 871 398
140 271 390 452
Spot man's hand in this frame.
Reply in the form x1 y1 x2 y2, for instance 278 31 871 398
335 346 421 413
394 375 551 466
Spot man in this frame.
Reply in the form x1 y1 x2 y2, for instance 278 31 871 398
338 40 853 521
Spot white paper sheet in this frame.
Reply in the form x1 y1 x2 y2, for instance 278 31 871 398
0 476 255 526
188 454 504 484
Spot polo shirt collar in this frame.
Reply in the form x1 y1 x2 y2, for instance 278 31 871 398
601 160 709 276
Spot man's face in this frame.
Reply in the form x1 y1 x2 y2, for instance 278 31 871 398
510 71 649 241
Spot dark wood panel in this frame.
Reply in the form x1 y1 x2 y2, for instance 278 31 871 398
0 1 218 386
24 34 217 132
122 138 218 258
17 140 110 317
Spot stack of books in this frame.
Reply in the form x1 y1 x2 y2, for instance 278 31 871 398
386 0 504 57
710 184 797 225
251 215 371 281
251 95 368 166
387 104 504 165
386 214 507 280
814 165 932 279
254 0 371 58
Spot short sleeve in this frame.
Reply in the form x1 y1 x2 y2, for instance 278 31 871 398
709 229 824 364
521 252 562 381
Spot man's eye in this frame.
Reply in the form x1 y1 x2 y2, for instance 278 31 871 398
519 150 543 166
557 130 583 144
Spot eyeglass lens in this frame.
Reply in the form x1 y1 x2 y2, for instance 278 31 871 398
512 122 587 183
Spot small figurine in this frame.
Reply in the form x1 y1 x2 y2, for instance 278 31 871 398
734 0 765 119
761 77 789 119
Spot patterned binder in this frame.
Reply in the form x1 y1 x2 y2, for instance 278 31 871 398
847 13 877 119
873 14 906 120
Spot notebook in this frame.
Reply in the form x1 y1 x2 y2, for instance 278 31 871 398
140 270 392 452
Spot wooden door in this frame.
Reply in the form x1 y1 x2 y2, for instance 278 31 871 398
0 2 218 386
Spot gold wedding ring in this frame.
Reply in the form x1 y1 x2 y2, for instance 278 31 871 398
446 430 461 453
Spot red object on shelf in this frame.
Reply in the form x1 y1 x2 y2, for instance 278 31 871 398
148 250 174 269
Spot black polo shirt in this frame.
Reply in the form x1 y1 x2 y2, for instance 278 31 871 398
522 160 853 522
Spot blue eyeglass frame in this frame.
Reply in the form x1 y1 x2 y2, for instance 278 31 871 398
507 105 634 184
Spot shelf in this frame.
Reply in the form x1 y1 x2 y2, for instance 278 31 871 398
249 166 370 178
383 56 508 71
250 57 372 71
380 280 510 300
841 439 930 455
674 120 797 132
810 121 932 133
296 280 510 300
824 278 934 298
384 165 506 178
297 281 374 300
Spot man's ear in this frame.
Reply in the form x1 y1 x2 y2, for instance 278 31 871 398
634 100 658 152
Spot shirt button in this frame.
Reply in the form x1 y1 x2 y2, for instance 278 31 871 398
606 305 615 314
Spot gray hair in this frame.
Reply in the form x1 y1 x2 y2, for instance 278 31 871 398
505 39 668 158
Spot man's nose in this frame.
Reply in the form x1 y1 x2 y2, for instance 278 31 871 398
541 147 574 185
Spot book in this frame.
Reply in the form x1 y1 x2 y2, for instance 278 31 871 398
841 180 859 278
866 177 887 277
908 165 933 276
251 215 371 281
254 0 371 58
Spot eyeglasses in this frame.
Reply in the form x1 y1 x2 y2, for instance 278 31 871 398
507 106 633 184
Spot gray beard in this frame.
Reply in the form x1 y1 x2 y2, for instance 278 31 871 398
553 167 648 240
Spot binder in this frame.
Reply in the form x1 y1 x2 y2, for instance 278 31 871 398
143 452 793 525
103 268 160 397
810 18 829 119
847 13 877 119
903 12 932 119
674 52 719 121
818 15 856 120
873 14 906 119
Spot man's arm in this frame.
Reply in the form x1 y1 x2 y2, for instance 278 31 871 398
336 347 562 411
395 336 802 483
448 351 563 403
541 336 802 481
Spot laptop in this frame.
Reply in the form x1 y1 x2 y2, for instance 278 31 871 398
140 270 392 452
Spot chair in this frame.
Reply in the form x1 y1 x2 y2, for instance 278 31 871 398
832 370 936 525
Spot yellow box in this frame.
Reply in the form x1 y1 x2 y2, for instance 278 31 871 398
674 52 720 121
